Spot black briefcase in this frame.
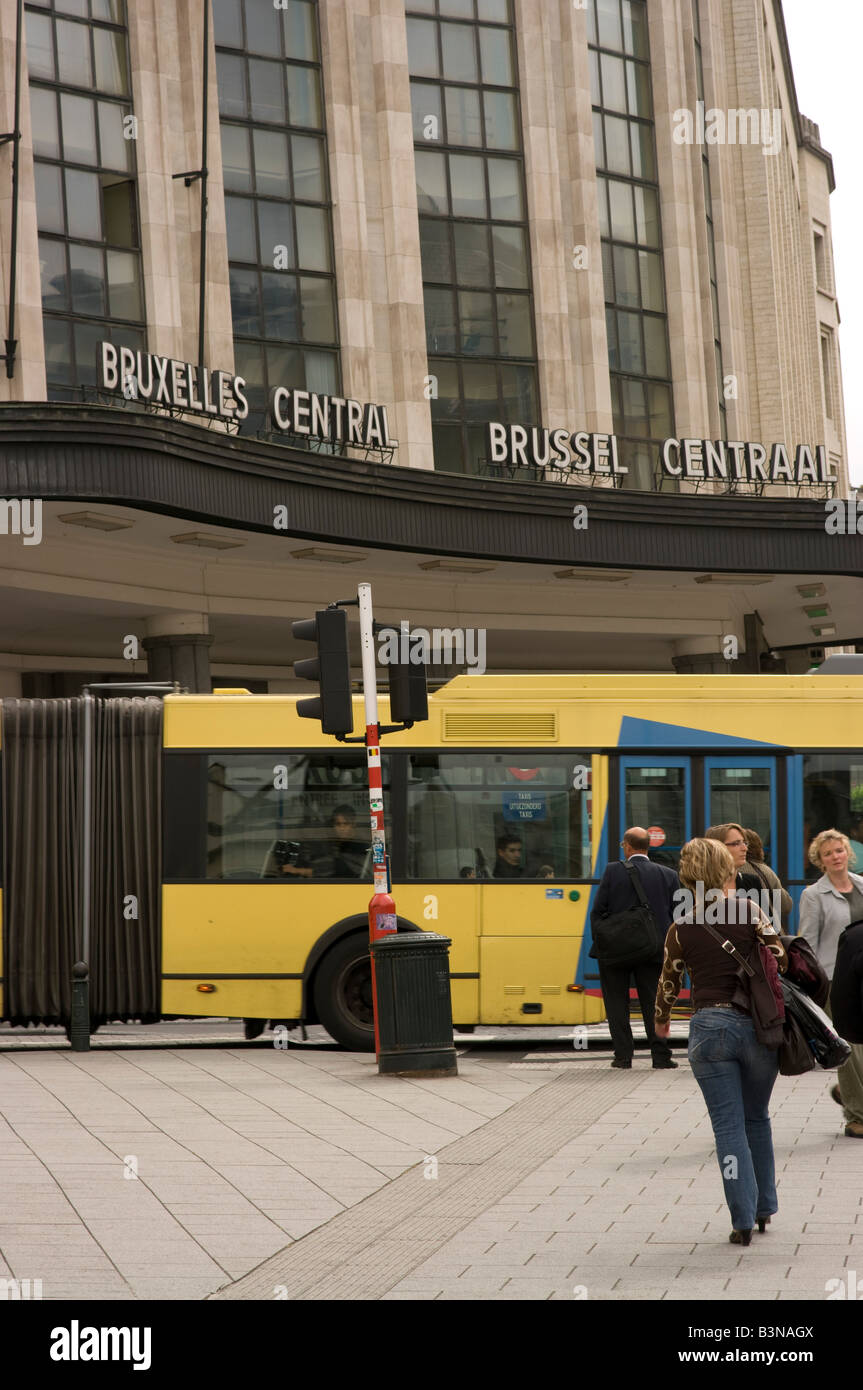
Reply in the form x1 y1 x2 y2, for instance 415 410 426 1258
590 861 659 969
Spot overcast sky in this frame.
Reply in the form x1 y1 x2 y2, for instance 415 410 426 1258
781 0 862 486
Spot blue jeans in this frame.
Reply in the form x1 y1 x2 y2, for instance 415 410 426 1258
688 1007 779 1231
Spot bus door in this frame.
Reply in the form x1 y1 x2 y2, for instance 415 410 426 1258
618 757 692 868
704 755 780 884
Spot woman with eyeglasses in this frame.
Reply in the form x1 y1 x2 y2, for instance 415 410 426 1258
705 824 765 898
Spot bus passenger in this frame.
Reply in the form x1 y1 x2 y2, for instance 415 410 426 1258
799 829 863 1138
655 837 788 1244
493 834 524 878
322 804 368 878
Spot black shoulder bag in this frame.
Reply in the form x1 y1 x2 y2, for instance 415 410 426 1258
699 919 813 1073
591 861 660 969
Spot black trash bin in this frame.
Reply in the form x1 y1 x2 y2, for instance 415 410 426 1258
370 932 458 1076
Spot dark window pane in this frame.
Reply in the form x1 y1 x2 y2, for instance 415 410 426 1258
441 22 478 82
304 348 339 395
445 87 482 146
221 123 252 192
619 376 648 435
245 0 281 56
449 153 486 216
250 59 286 124
93 27 128 96
225 194 256 262
454 222 491 285
287 65 322 128
107 249 142 319
429 358 460 419
487 157 522 218
499 363 537 421
616 309 644 373
30 87 60 160
630 121 656 179
299 275 335 342
406 18 440 78
607 178 634 240
103 177 137 247
283 0 318 62
432 421 464 472
35 163 65 234
57 2 90 20
25 12 55 81
60 93 98 164
295 205 331 272
408 0 435 11
98 101 132 172
496 291 532 355
596 177 609 237
483 90 518 149
411 81 443 144
217 52 248 118
477 0 511 17
39 237 68 309
420 218 452 282
622 0 649 59
601 238 614 292
459 290 494 354
213 0 243 47
267 344 303 390
592 110 604 166
604 115 630 175
263 271 300 339
605 305 618 368
612 244 639 306
257 201 293 269
461 361 498 420
626 60 652 118
291 135 326 200
600 53 626 111
589 48 601 104
425 288 458 353
643 315 669 377
253 130 290 197
69 242 106 315
439 0 474 16
491 224 528 287
638 249 664 311
66 169 102 240
56 19 92 87
478 26 513 85
596 0 623 49
633 183 659 245
233 340 265 413
415 150 449 214
230 266 261 334
43 316 73 384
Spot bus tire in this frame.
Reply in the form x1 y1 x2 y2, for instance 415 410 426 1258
312 933 375 1051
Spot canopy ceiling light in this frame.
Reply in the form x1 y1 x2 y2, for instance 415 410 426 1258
553 568 632 582
693 573 773 585
418 559 497 574
796 583 826 599
58 511 133 532
170 532 244 550
291 547 367 564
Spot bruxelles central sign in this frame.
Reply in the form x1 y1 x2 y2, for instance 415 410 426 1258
98 343 398 452
485 422 835 486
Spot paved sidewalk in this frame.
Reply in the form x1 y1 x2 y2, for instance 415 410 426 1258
0 1042 856 1301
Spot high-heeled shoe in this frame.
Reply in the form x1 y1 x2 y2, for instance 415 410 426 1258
757 1216 771 1233
729 1229 752 1246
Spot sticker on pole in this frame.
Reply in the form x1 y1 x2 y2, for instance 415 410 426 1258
369 797 383 812
367 747 381 764
648 825 666 847
376 913 397 935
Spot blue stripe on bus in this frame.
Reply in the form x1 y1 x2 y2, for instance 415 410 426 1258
618 716 782 749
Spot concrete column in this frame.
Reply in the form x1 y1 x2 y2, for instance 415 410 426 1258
143 612 212 692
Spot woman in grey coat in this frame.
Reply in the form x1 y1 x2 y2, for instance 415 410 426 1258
799 829 863 1138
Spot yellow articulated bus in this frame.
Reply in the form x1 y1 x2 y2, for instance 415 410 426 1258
1 673 861 1043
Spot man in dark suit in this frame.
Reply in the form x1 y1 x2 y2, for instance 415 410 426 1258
591 826 680 1069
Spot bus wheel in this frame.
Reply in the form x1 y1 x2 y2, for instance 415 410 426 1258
313 934 375 1051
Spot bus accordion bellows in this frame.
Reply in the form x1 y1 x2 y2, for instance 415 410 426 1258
0 671 860 1047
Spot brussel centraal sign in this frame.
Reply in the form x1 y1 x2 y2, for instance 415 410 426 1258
485 422 835 486
99 342 398 452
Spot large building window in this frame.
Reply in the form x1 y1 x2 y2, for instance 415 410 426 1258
214 0 339 435
693 0 726 438
588 0 675 490
26 0 145 397
407 0 539 475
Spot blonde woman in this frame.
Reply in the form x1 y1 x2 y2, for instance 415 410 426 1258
655 838 787 1245
799 830 863 1138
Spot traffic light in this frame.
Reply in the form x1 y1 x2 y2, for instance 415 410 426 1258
386 640 428 725
291 607 353 735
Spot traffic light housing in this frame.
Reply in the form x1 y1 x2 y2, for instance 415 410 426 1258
291 607 353 735
386 641 429 725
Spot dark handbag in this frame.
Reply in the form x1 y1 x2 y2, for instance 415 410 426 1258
778 1007 817 1076
590 861 659 969
699 917 785 1049
779 934 830 1008
780 977 852 1070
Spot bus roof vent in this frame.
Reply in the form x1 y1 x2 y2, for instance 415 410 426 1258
442 711 557 743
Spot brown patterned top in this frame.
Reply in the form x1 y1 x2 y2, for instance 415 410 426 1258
655 900 787 1025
